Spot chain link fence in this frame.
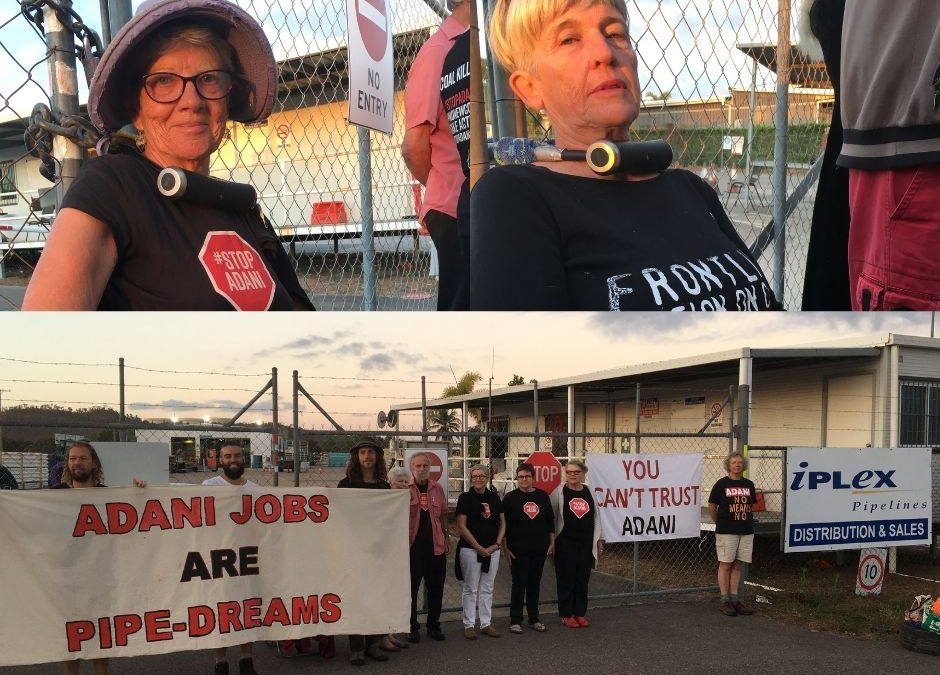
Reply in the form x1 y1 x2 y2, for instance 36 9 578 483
0 0 452 309
480 0 829 310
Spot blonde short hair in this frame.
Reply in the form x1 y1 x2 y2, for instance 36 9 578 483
488 0 629 72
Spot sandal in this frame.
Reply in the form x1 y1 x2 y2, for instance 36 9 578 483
531 621 548 632
509 624 523 634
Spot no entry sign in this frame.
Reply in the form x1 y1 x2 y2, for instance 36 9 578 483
346 0 393 134
198 231 275 311
527 451 561 495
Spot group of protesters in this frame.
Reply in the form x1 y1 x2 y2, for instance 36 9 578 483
52 437 756 673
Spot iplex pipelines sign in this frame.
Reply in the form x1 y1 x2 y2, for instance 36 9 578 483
783 447 932 552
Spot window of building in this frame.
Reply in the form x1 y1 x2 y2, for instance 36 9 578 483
0 162 15 206
899 380 940 446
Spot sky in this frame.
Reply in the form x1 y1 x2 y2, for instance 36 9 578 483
1 0 810 124
0 312 934 431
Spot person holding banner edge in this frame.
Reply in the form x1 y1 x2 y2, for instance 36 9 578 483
337 439 393 665
708 451 757 617
201 443 264 675
501 462 554 634
551 459 603 628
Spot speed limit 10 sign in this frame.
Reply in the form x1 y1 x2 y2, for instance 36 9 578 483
855 547 887 596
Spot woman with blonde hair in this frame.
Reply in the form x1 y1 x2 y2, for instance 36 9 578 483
470 0 778 311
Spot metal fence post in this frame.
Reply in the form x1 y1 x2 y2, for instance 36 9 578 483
771 0 792 299
292 370 300 488
633 382 641 592
532 380 539 452
44 0 82 201
469 0 488 187
118 357 125 442
736 384 750 454
421 376 428 448
271 367 279 487
358 126 377 310
105 0 132 41
728 384 735 456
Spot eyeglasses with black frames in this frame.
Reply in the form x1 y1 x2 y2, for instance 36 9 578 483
142 70 234 103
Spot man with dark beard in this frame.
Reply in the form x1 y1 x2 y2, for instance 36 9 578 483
201 443 262 675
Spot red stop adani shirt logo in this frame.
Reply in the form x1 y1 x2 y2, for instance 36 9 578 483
523 502 540 519
198 231 275 311
356 0 388 62
569 498 590 519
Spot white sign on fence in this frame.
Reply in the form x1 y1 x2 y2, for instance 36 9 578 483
855 547 887 596
346 0 394 134
784 447 933 552
0 487 409 666
403 445 450 494
586 453 703 542
93 442 170 488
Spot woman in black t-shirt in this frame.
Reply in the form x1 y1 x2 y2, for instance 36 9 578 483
471 0 779 311
551 460 603 628
455 464 506 639
22 0 312 311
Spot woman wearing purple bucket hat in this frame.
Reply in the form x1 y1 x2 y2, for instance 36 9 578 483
22 0 314 311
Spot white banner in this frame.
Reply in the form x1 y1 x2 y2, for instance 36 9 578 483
346 0 394 134
0 486 409 666
586 453 703 542
784 447 933 552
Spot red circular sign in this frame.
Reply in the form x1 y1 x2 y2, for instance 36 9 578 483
427 452 444 483
857 553 885 591
198 231 275 311
356 0 388 62
527 451 562 495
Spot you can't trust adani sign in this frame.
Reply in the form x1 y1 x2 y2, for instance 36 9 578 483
784 447 933 552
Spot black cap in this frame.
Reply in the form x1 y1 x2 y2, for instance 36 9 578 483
349 437 384 454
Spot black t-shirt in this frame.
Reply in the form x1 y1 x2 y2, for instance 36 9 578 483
60 151 314 311
708 476 756 535
501 487 554 557
469 166 780 311
413 482 433 554
440 30 470 180
456 487 501 548
558 485 595 543
337 477 390 489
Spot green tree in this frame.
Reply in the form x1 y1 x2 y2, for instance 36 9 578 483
508 374 525 386
644 89 672 102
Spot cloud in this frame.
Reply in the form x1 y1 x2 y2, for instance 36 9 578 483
250 331 350 359
360 350 412 372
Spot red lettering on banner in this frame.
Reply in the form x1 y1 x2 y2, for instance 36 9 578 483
198 231 276 311
106 502 138 534
321 593 342 623
292 596 320 625
113 614 143 646
308 495 329 522
254 494 281 524
217 601 243 633
171 497 204 528
262 597 291 627
205 497 217 526
98 616 112 649
230 495 253 525
138 500 172 532
188 605 215 637
144 610 173 642
284 494 306 522
65 621 95 652
72 504 106 537
243 598 262 630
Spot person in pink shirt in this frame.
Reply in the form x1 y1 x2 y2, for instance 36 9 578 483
406 453 451 642
402 0 470 311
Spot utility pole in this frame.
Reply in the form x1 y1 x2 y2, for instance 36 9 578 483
0 389 8 453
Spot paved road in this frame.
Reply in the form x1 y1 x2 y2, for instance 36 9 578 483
2 599 935 675
0 284 25 310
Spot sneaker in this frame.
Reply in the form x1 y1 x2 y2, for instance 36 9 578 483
364 644 389 662
464 627 478 640
561 617 580 628
733 601 754 616
719 601 738 616
238 657 259 675
480 625 500 638
509 624 523 634
379 636 401 652
389 634 409 649
574 616 589 627
349 651 365 667
427 627 446 641
214 662 229 675
530 621 548 632
407 630 421 644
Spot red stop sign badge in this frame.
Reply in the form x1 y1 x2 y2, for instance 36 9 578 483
569 497 590 519
357 0 388 62
198 231 275 311
523 501 540 519
528 451 562 495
